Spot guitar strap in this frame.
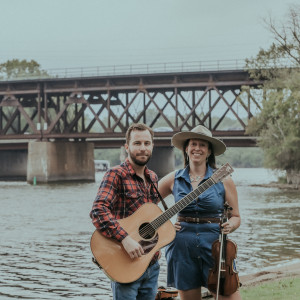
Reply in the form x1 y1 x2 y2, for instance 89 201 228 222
150 182 168 211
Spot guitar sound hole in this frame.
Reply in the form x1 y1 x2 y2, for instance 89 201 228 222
139 223 155 240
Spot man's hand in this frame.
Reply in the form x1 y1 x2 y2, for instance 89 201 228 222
121 236 144 259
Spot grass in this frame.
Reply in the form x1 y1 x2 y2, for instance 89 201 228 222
240 277 300 300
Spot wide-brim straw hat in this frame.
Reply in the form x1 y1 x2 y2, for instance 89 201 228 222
171 125 226 156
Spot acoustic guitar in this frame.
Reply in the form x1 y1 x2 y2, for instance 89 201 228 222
90 163 234 283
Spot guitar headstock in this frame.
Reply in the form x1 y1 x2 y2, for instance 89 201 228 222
211 163 234 183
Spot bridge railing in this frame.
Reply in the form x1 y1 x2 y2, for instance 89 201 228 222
0 59 248 81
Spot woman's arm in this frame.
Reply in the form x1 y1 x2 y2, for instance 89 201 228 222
222 176 241 234
158 171 176 198
158 171 182 230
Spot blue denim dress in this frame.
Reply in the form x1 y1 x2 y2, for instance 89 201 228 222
165 165 225 290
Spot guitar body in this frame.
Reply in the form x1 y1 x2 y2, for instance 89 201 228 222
90 202 176 283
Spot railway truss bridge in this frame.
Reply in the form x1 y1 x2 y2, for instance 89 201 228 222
0 68 263 181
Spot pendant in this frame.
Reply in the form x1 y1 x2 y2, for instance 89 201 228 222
189 174 202 182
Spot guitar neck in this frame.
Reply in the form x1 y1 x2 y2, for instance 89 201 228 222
151 177 216 230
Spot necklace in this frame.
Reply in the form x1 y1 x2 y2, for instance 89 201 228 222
189 173 204 182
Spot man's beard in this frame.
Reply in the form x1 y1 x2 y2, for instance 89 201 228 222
128 150 152 166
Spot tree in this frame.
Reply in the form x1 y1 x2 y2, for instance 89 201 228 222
245 4 300 79
0 59 48 79
245 5 300 183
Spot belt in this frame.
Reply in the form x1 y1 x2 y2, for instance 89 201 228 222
177 216 220 224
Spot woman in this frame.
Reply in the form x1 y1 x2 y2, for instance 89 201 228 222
158 125 242 300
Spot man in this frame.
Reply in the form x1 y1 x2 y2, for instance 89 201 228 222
90 123 160 300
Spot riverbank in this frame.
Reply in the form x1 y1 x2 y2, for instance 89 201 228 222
239 261 300 287
251 182 299 190
202 261 300 299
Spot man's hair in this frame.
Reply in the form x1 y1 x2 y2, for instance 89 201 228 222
125 123 154 144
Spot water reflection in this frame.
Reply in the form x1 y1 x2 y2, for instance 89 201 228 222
233 185 300 273
0 168 299 299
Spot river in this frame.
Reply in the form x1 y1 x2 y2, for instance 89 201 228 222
0 168 299 299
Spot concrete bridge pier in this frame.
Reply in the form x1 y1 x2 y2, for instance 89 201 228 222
27 141 95 183
148 146 175 179
0 150 27 180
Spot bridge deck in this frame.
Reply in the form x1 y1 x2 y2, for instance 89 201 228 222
0 69 261 149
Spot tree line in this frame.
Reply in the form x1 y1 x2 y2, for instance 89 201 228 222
95 147 264 170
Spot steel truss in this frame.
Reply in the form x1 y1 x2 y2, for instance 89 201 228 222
0 70 262 147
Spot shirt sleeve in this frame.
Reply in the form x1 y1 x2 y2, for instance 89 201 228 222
90 169 128 242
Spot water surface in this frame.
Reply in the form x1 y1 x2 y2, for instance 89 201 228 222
0 168 299 299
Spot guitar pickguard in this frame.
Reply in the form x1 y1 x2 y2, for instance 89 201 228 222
139 234 159 254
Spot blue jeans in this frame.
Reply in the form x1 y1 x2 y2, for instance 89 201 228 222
111 261 160 300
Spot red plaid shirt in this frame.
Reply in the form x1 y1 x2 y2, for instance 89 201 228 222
90 158 160 242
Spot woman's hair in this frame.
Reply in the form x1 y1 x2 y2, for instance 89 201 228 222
125 123 154 144
182 139 216 169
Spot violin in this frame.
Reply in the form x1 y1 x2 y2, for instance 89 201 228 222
207 202 240 298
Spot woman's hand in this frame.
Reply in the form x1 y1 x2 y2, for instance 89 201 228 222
174 221 181 231
221 220 235 234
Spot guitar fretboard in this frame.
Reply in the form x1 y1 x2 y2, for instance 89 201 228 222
150 177 216 230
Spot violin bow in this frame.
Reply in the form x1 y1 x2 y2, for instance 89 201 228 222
216 202 231 300
216 230 224 300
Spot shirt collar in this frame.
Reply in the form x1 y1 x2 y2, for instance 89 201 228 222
124 157 152 180
124 158 136 176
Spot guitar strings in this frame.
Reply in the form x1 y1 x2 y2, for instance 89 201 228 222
138 177 216 238
138 165 231 237
138 164 231 239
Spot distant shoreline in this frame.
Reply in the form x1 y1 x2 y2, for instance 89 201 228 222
251 182 299 190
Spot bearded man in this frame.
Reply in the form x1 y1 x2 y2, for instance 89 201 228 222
90 123 161 300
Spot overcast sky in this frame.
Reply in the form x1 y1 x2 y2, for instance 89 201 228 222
1 0 295 70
